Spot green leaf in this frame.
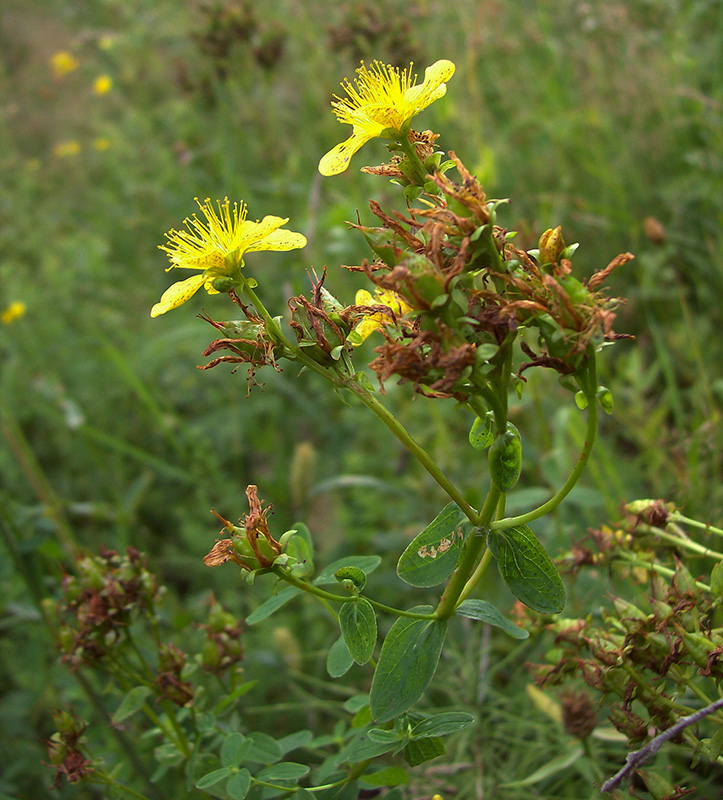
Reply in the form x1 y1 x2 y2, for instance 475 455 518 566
257 762 310 781
339 599 377 664
403 736 445 766
361 766 409 787
244 732 282 764
246 585 301 624
221 733 249 768
501 746 584 787
227 769 251 800
338 734 397 764
314 555 382 586
369 606 447 722
153 742 183 766
367 728 405 744
327 634 354 677
276 730 313 755
196 767 232 788
487 525 566 613
214 680 258 714
352 705 372 728
397 504 470 587
469 412 495 450
709 725 723 761
411 712 475 739
711 561 723 597
112 686 151 723
455 599 529 639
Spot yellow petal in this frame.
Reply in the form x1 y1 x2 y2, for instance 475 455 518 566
353 317 381 344
246 227 307 252
318 131 373 176
404 59 455 108
150 274 205 317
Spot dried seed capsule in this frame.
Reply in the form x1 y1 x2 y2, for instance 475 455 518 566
488 422 522 492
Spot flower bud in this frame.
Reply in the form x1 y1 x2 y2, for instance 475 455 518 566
538 227 565 265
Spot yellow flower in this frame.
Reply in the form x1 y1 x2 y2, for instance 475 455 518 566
1 301 26 325
50 50 79 78
93 137 111 151
151 198 307 318
318 59 455 177
53 140 81 158
353 288 412 343
93 75 112 95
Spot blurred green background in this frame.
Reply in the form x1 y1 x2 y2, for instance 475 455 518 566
1 0 722 797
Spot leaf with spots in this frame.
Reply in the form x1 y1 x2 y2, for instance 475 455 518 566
397 503 472 587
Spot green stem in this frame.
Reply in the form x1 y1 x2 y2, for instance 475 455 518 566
397 133 429 185
241 284 338 383
347 379 477 521
490 397 598 530
636 524 723 560
456 547 493 606
92 771 156 800
274 568 435 619
613 553 711 593
468 383 506 434
670 512 723 540
435 485 501 619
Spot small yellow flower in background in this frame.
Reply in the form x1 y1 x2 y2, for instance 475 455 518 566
98 34 117 50
318 59 455 177
50 50 79 78
93 74 112 95
1 301 26 325
151 198 307 317
93 137 111 151
53 140 81 158
353 287 412 343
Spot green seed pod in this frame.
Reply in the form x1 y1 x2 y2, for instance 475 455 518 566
211 276 239 293
335 566 367 593
488 422 522 492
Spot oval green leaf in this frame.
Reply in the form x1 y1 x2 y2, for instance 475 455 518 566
410 711 475 739
455 599 529 640
257 762 310 781
327 634 354 678
227 769 251 800
370 606 447 723
339 599 377 664
112 685 151 723
246 585 301 625
361 766 409 787
403 736 445 766
469 412 495 450
196 767 232 789
221 732 249 768
397 504 470 588
487 525 566 613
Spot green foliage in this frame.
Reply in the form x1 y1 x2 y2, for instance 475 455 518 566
0 0 721 798
487 525 567 614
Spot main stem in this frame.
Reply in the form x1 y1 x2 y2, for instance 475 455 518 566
435 484 501 619
347 380 477 521
490 397 598 530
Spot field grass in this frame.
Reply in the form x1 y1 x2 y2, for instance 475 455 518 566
1 0 722 798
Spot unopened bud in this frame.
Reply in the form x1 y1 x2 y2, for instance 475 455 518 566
538 227 565 265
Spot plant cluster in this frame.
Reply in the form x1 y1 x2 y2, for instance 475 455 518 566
61 56 637 798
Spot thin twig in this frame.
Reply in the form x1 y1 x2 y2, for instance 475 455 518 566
600 696 723 793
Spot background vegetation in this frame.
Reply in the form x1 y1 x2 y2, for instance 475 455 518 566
1 0 721 797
